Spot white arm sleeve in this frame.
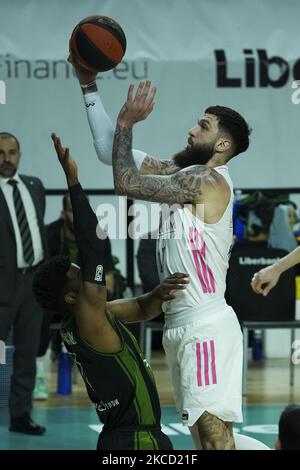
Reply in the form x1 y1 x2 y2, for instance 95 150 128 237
83 91 146 169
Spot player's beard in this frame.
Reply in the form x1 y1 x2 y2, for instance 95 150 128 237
173 143 214 169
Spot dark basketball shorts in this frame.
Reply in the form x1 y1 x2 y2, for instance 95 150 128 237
97 424 173 450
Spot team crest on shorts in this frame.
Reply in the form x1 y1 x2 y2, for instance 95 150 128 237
182 410 189 421
94 264 103 282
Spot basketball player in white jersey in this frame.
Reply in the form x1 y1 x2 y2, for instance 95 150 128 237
71 59 251 450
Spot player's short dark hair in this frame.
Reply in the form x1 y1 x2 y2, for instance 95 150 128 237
278 405 300 450
205 105 251 159
33 256 71 316
0 132 20 151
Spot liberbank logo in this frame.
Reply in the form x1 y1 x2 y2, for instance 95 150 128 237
215 50 300 87
239 256 280 266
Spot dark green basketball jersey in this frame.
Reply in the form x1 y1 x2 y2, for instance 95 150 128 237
60 315 162 428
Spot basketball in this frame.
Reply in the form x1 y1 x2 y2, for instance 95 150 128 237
69 15 126 72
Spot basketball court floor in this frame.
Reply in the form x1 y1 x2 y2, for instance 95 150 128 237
0 404 286 450
0 351 299 450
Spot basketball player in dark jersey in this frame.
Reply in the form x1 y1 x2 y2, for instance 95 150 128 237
33 133 189 450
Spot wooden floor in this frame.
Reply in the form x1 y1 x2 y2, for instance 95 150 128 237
35 349 300 408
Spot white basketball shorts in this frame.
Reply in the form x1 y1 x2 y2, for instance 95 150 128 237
162 306 243 427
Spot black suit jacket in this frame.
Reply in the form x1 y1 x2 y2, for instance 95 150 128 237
0 174 48 306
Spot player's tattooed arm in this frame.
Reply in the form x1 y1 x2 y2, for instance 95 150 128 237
112 125 224 204
140 155 180 175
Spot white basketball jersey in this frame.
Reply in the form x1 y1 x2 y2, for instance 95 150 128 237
156 166 234 327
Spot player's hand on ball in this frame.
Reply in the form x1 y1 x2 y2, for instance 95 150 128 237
68 52 97 85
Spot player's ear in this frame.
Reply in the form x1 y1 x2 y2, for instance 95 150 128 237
215 138 231 154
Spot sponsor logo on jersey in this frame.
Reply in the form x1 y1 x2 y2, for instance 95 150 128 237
96 399 120 413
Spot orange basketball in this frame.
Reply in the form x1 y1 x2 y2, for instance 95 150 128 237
70 15 126 72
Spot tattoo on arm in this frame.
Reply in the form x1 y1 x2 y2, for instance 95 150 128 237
112 124 224 204
140 155 180 175
197 411 235 450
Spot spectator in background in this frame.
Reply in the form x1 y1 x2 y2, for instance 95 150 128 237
0 132 48 435
276 406 300 450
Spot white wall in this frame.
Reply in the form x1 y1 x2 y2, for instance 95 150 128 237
265 329 300 358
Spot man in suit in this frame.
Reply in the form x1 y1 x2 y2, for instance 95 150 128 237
0 132 48 435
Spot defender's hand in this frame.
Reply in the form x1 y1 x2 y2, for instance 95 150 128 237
117 80 156 128
51 133 78 185
251 265 281 296
153 272 189 301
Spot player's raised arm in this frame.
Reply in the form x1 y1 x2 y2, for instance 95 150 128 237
69 55 178 175
51 133 122 351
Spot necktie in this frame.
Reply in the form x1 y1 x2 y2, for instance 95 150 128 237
8 179 34 265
